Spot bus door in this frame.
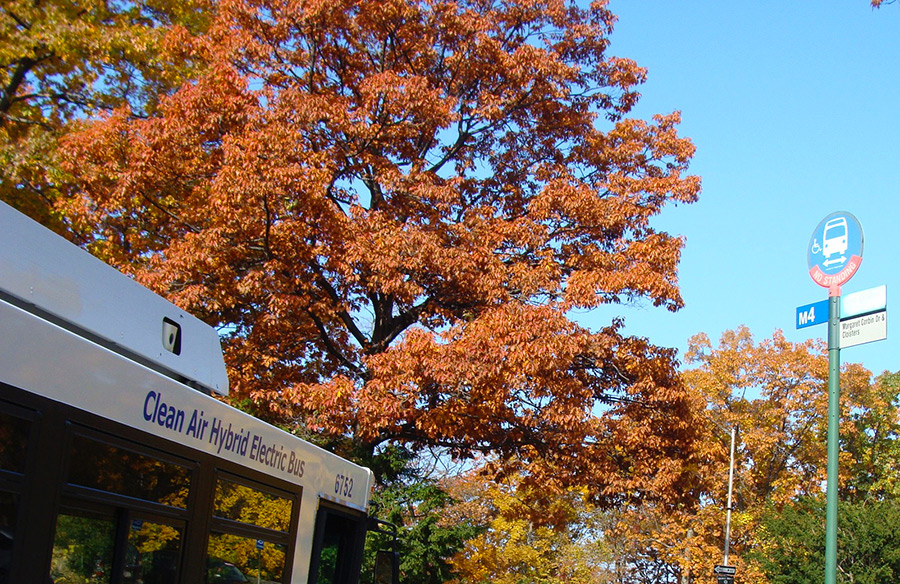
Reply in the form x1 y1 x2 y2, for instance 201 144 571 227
307 503 367 584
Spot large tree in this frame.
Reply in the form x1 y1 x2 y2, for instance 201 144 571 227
58 0 701 501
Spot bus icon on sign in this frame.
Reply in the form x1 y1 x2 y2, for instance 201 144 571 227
823 217 848 266
808 211 863 288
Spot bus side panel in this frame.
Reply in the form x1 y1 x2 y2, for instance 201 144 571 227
0 299 371 513
0 299 373 584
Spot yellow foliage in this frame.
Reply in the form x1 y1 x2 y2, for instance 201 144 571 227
445 473 609 584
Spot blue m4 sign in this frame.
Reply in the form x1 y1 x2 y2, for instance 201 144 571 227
797 299 829 329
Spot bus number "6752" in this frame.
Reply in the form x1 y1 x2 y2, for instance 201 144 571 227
334 474 354 498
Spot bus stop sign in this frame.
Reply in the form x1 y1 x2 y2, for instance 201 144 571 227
808 212 863 289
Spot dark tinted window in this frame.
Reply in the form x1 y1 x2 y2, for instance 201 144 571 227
0 412 29 474
67 434 191 508
51 513 116 584
126 518 183 584
51 512 184 584
0 491 18 584
310 509 365 584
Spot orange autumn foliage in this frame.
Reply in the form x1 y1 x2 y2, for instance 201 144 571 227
58 0 701 502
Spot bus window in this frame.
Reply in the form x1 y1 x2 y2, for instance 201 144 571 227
51 432 192 584
51 511 184 584
206 535 287 583
207 474 296 583
0 411 30 474
213 477 293 532
0 492 17 584
51 512 116 583
206 556 250 583
67 433 192 508
0 407 32 584
124 518 182 584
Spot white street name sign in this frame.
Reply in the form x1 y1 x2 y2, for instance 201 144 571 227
840 310 887 349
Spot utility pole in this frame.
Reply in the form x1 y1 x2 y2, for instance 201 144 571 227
723 426 737 566
714 428 738 584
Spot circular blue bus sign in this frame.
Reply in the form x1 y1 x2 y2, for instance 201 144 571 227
808 211 863 288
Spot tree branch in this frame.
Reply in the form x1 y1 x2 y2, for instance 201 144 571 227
303 306 367 380
307 260 372 351
0 57 37 117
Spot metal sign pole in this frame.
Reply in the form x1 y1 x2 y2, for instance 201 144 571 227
824 287 841 584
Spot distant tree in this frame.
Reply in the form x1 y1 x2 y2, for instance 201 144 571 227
646 327 900 584
684 327 834 506
683 327 900 506
751 496 900 584
601 327 840 584
0 0 209 225
841 371 900 500
59 0 702 504
444 472 608 584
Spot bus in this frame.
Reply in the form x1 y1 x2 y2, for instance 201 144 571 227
822 216 848 262
0 201 396 584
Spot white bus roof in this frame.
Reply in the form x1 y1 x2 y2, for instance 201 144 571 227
0 202 229 395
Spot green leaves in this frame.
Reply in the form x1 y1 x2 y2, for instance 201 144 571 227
753 497 900 584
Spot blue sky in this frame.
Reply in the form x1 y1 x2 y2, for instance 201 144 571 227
580 1 900 375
